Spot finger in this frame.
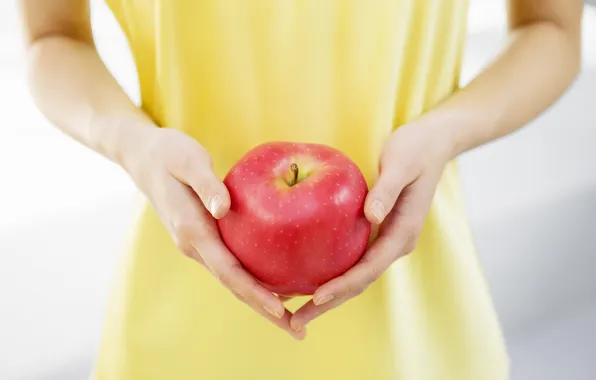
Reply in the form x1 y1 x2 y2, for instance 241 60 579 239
253 304 306 341
234 291 306 341
170 149 231 219
191 233 302 338
320 177 435 304
292 176 437 329
163 177 299 337
382 172 438 238
314 241 394 302
194 237 287 321
191 168 231 220
293 175 438 328
161 177 213 268
290 298 338 333
165 179 284 322
213 258 305 339
290 239 395 331
364 165 408 225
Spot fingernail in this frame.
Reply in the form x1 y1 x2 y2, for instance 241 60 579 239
314 294 334 306
370 200 385 224
293 329 306 341
264 305 283 319
290 319 302 332
208 195 222 218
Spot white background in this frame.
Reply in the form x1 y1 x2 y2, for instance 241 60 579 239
1 1 595 379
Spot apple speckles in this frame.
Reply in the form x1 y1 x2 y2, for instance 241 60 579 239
219 142 370 295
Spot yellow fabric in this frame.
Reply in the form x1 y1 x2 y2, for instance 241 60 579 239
94 1 510 379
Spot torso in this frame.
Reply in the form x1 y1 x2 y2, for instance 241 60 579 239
93 2 509 379
107 0 468 181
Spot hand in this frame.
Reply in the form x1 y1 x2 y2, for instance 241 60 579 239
121 124 305 340
290 116 454 332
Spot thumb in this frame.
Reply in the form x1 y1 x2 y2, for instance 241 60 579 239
364 173 405 225
190 168 231 219
172 153 231 220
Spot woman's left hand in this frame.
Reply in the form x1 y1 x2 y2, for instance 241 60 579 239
290 114 455 332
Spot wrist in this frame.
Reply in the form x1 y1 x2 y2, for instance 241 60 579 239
419 106 488 160
87 113 157 170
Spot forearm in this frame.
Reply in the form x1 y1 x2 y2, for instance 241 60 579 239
26 35 152 165
434 19 581 158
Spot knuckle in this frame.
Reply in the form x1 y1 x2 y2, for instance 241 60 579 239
194 220 213 240
230 289 245 302
401 220 421 242
216 264 243 290
171 221 207 259
366 265 384 284
173 237 195 258
403 240 419 255
178 151 200 176
172 216 196 240
214 270 230 288
230 264 258 298
376 181 398 204
195 180 213 201
343 280 364 298
173 146 209 178
180 245 195 259
352 285 366 297
201 151 213 167
399 222 421 255
173 215 212 242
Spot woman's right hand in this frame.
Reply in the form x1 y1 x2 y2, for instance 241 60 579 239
120 124 305 340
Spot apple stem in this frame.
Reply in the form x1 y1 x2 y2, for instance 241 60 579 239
290 163 299 186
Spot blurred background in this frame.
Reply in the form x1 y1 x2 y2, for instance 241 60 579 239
1 1 595 379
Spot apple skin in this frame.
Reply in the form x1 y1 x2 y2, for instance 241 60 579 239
217 142 371 296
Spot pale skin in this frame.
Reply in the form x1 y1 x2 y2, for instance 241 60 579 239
19 0 583 339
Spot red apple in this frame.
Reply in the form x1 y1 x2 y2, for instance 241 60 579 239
217 142 371 296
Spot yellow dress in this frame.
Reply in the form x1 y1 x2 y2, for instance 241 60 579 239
94 1 510 379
